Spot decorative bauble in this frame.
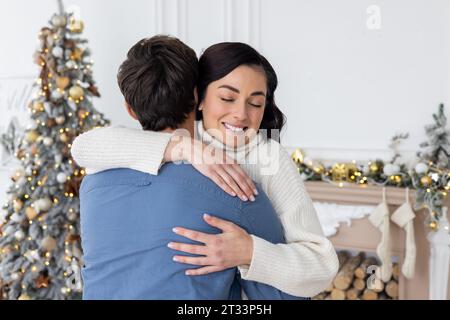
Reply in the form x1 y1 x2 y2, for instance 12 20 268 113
10 213 23 223
415 163 429 174
77 109 87 119
34 198 52 213
51 46 64 59
11 272 20 281
57 172 68 183
41 236 57 251
383 164 400 176
429 220 439 231
369 163 379 173
55 116 66 125
70 48 83 61
18 294 31 300
14 230 25 241
303 157 314 167
51 89 64 100
291 148 304 164
68 212 77 221
313 164 325 174
43 137 54 146
69 19 84 33
420 176 432 187
54 154 63 164
55 76 70 90
51 15 67 27
59 133 69 143
25 130 39 143
4 225 15 236
11 168 25 182
46 118 57 128
69 86 84 100
30 145 38 156
65 60 76 69
35 274 50 289
32 101 44 112
13 199 23 212
25 207 38 220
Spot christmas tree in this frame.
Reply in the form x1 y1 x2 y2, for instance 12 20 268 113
0 1 109 300
412 104 450 229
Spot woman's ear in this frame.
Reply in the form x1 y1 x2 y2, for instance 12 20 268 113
125 103 138 120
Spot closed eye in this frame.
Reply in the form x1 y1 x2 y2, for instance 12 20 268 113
249 102 262 108
221 98 234 102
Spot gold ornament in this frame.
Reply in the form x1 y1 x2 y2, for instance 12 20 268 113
32 101 44 112
69 19 84 33
13 199 23 212
18 293 31 300
35 274 50 289
56 76 70 90
41 236 57 251
70 48 83 61
25 207 38 220
55 116 66 125
25 131 39 143
313 164 325 175
429 220 439 231
59 133 69 143
69 85 84 100
369 163 379 173
420 176 432 187
291 148 304 164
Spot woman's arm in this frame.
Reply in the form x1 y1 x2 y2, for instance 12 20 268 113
71 126 257 200
71 126 173 175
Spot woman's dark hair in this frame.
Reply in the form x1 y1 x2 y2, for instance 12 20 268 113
197 42 286 140
117 35 198 131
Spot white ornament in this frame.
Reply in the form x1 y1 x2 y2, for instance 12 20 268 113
51 90 63 100
14 230 25 241
57 172 68 183
383 163 400 176
10 213 23 223
54 154 63 164
52 46 64 58
43 137 54 146
25 167 33 176
51 15 67 27
363 164 370 175
415 163 429 174
34 198 52 213
55 116 66 125
4 225 15 236
11 272 20 280
66 60 76 69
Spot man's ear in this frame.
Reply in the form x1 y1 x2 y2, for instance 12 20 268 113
125 103 138 120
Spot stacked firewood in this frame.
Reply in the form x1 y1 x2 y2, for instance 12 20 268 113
313 251 399 300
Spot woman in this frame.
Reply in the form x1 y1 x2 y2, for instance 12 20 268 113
71 42 338 297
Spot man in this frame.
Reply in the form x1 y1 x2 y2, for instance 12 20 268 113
77 36 302 299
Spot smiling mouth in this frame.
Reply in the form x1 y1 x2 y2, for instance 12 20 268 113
222 122 248 134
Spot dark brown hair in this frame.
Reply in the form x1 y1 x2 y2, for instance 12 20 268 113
117 35 198 131
197 42 286 140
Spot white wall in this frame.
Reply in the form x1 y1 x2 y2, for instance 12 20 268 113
1 0 449 166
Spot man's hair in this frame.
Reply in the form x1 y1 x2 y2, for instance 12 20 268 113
117 35 198 131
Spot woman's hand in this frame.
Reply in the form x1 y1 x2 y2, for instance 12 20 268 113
164 135 257 202
168 214 254 276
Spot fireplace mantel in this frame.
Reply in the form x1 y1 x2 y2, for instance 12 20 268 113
304 181 450 300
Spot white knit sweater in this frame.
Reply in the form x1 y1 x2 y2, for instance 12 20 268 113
71 123 339 297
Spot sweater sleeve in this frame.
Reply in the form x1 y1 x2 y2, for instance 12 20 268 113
238 142 339 297
71 126 173 175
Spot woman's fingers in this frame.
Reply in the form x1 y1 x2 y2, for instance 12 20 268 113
172 227 214 244
168 242 208 255
225 164 257 200
214 165 249 201
203 214 236 233
172 255 209 266
209 172 237 197
185 266 227 276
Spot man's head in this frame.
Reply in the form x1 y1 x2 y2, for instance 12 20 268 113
117 35 198 131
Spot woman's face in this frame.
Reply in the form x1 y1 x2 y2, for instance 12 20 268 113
200 65 267 148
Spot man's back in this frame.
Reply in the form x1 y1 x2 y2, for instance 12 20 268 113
80 163 300 299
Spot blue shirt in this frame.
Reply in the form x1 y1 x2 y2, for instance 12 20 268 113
80 164 304 300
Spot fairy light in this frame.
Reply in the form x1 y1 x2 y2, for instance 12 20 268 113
24 194 29 199
31 266 37 272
